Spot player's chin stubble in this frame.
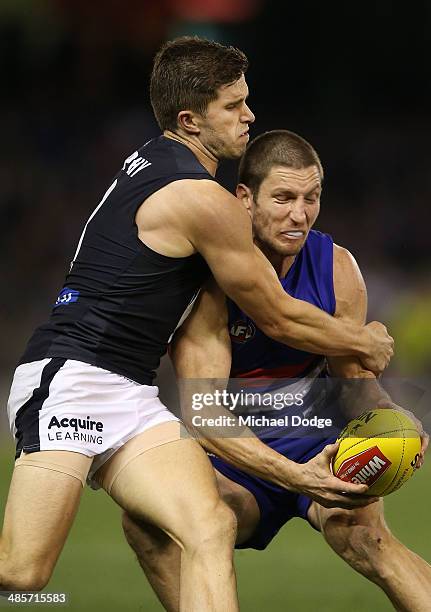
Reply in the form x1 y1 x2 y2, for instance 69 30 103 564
206 131 245 160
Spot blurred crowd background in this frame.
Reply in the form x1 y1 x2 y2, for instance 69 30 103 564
1 0 430 428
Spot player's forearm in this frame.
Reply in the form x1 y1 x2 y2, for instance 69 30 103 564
334 368 391 420
328 355 391 418
198 433 301 491
178 381 301 492
260 298 370 357
219 254 369 359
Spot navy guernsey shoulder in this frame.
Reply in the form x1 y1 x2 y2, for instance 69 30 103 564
228 230 335 378
20 136 213 384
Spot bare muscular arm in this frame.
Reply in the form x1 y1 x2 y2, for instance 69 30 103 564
170 279 298 488
137 179 393 375
170 278 377 510
328 245 428 463
328 244 390 414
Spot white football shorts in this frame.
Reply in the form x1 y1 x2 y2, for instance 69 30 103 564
7 358 179 482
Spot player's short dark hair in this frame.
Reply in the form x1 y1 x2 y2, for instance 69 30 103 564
238 130 324 197
150 36 249 132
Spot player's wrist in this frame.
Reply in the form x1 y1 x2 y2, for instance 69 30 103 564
279 459 303 493
351 324 371 358
327 319 369 357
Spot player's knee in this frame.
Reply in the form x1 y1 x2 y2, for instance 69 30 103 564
15 570 50 593
184 501 237 557
0 563 51 592
202 501 237 549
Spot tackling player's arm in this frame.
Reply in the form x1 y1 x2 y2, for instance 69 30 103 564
328 245 428 465
181 180 393 375
170 278 377 510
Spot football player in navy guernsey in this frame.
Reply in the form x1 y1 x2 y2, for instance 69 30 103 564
122 131 430 611
2 38 395 608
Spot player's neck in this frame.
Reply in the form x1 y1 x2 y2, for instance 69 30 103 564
274 255 296 279
164 131 218 176
256 241 295 278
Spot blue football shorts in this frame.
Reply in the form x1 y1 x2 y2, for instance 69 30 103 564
209 434 337 550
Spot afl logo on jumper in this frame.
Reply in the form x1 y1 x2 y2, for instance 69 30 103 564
230 320 256 344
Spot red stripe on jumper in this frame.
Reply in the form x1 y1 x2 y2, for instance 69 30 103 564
232 356 317 379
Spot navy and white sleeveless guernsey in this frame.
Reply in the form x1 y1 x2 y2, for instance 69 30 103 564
19 136 212 385
209 230 341 550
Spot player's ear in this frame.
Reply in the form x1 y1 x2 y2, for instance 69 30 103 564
177 110 200 135
236 183 253 216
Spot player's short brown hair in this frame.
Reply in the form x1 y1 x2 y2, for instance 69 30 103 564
150 36 248 132
239 130 324 196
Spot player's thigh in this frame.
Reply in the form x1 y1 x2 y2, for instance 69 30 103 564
122 467 260 553
3 451 92 572
105 436 235 547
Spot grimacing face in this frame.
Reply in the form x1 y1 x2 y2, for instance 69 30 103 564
195 74 255 160
239 165 322 257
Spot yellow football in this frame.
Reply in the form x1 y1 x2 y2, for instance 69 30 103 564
333 408 421 496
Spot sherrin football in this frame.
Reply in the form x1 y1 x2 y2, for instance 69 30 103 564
333 408 421 496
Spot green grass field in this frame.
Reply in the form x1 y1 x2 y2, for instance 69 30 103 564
0 437 430 611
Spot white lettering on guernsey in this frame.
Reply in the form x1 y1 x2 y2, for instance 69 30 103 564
122 151 139 169
122 150 152 177
70 178 118 269
128 158 152 177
